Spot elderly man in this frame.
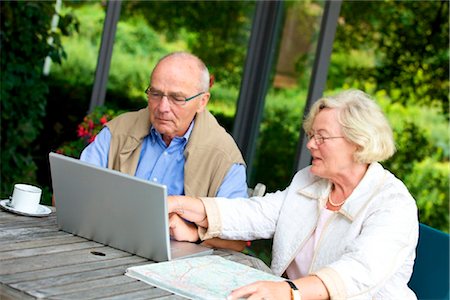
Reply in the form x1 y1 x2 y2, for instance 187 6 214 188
80 52 248 251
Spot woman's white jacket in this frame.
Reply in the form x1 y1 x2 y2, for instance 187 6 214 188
200 162 419 299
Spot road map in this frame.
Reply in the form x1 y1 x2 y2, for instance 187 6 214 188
125 255 284 299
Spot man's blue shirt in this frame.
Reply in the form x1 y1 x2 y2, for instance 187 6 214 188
80 125 248 198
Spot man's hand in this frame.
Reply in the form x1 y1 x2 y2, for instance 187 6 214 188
168 213 199 242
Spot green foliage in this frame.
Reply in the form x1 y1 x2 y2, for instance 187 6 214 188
56 106 123 158
406 159 449 232
120 1 255 86
109 14 169 100
49 4 101 87
385 121 434 175
334 0 449 113
243 239 273 267
0 2 76 198
251 88 307 192
51 3 183 109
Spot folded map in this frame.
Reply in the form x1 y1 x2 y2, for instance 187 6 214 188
125 255 284 299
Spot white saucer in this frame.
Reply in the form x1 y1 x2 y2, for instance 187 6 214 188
0 199 52 217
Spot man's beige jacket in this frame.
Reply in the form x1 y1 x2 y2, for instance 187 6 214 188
105 108 245 197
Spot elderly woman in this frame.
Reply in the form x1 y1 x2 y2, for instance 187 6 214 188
168 89 419 299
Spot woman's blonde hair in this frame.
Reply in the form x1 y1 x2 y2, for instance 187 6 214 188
303 89 396 163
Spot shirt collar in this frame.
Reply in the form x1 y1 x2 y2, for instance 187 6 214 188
149 120 195 146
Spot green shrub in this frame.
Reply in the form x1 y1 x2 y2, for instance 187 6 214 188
0 2 76 198
251 88 307 191
57 106 123 158
406 159 449 232
252 107 300 192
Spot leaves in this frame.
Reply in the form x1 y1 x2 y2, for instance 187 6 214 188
333 0 449 113
0 2 77 199
56 106 123 158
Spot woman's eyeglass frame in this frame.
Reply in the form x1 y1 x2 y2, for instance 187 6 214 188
307 133 344 145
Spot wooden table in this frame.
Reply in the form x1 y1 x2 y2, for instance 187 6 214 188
0 207 272 299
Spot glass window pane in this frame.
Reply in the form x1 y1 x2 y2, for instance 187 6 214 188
250 1 325 192
107 1 256 129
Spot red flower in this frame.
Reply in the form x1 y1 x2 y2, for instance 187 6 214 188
88 119 94 129
100 116 108 125
77 125 87 137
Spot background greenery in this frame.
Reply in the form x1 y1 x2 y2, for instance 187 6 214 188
1 1 448 264
1 2 78 204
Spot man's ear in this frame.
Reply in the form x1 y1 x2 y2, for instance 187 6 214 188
196 92 210 113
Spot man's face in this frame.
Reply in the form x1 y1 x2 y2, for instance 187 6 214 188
148 57 210 145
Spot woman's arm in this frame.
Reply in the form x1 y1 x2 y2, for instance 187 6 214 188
168 196 247 251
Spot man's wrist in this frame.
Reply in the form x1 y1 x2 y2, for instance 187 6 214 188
286 280 301 300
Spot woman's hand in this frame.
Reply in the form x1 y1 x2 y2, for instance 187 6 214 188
227 281 290 300
168 213 199 242
168 195 208 227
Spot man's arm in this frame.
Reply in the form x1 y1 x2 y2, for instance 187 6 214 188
79 127 111 167
201 238 246 252
216 164 248 198
202 164 248 252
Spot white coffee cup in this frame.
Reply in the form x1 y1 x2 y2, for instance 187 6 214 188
10 184 42 214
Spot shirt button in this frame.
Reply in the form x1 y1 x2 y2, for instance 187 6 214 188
153 178 158 182
163 152 168 156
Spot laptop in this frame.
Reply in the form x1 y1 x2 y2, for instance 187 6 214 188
48 152 213 262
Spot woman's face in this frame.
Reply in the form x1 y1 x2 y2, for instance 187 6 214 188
306 108 358 180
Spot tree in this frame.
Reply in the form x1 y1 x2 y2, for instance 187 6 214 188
121 1 255 86
0 2 77 197
333 0 449 113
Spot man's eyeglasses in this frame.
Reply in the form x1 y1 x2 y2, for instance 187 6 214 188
145 87 205 106
307 133 344 145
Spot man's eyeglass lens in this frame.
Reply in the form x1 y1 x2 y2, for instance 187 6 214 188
145 87 204 106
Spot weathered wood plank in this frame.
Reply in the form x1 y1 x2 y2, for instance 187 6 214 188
45 281 164 300
0 246 132 275
100 287 175 300
0 217 56 228
10 261 151 292
0 256 148 284
0 235 87 252
0 212 56 227
0 226 60 242
0 230 67 245
0 212 53 224
28 275 136 298
0 284 35 300
155 294 187 300
0 241 105 261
